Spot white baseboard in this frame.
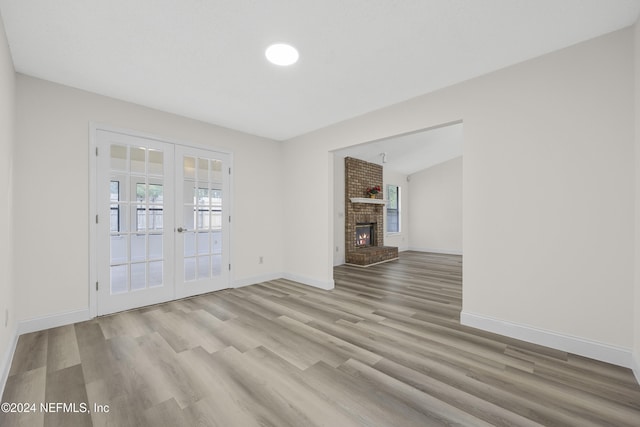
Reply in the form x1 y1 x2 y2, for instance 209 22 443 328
409 247 463 255
344 257 399 268
233 272 284 288
283 273 335 290
632 353 640 385
235 272 335 291
1 326 18 399
17 308 91 336
460 311 633 368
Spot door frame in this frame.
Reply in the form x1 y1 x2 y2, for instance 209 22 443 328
88 122 234 318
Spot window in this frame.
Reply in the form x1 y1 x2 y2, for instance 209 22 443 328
386 184 400 233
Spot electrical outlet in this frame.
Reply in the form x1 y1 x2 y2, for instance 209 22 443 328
259 256 264 264
336 246 339 252
4 308 8 328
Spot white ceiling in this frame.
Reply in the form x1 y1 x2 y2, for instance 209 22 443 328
1 1 639 141
335 122 463 175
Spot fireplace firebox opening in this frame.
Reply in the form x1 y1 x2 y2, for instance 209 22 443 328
355 223 375 248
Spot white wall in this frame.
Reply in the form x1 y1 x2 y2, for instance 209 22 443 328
408 156 462 254
282 143 334 289
0 11 15 393
14 75 284 322
383 168 409 251
283 28 635 366
634 18 640 382
463 29 633 364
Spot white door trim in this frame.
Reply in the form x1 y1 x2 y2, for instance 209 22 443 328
88 122 234 318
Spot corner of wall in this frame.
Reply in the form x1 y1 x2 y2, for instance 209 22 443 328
0 6 17 401
0 324 18 399
634 13 640 387
283 272 335 290
633 353 640 385
233 272 285 288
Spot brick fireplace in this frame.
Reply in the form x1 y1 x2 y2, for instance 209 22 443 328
345 157 398 266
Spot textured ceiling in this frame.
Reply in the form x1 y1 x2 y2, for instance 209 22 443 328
1 0 639 140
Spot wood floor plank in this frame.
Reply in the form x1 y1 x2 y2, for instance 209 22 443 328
87 391 147 427
339 358 510 427
143 398 191 427
274 315 383 366
75 336 119 386
192 293 238 321
226 311 329 370
243 293 315 323
45 325 81 374
106 334 174 408
43 364 92 427
8 330 48 376
177 346 265 427
240 346 366 427
373 355 606 427
273 293 366 324
74 321 105 350
98 310 154 340
205 346 319 426
0 366 46 427
470 365 640 426
355 317 540 375
302 360 450 427
2 251 639 426
331 288 418 317
299 292 388 322
135 332 209 409
182 395 261 427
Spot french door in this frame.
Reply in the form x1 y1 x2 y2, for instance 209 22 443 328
174 145 230 298
95 129 230 315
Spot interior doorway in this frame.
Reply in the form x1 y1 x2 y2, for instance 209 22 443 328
332 121 463 265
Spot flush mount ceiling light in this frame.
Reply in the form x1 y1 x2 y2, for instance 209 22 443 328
265 43 299 66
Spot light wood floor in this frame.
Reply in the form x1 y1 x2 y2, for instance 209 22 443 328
2 252 639 426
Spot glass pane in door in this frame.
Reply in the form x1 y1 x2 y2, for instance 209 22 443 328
181 154 225 284
109 143 166 294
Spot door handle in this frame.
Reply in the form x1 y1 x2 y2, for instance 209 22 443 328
177 227 188 233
